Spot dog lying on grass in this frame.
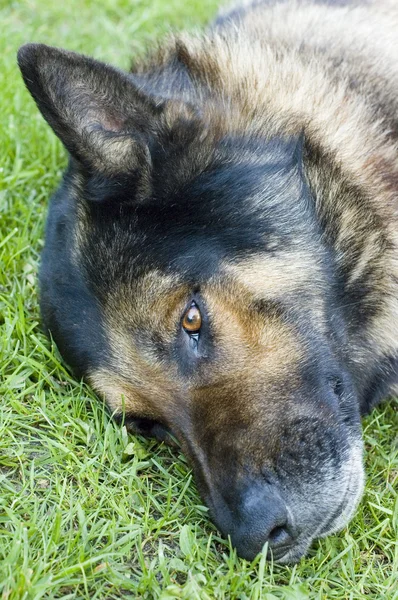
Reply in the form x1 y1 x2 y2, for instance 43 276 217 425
17 0 398 562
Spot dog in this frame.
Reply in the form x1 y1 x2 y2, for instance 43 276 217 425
17 0 398 563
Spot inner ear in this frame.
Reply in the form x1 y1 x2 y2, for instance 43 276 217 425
17 43 161 178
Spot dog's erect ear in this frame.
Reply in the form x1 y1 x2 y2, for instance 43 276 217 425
17 43 162 179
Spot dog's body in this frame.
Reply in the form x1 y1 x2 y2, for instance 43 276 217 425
18 0 398 562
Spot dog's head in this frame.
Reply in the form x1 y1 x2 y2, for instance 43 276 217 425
18 44 365 562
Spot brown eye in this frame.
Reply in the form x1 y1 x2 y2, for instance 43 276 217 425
182 302 202 333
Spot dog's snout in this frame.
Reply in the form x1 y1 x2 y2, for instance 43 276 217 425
216 480 295 561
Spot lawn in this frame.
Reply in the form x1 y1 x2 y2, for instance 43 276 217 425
0 0 397 598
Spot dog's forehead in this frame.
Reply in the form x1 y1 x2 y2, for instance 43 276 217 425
99 244 326 323
79 149 318 291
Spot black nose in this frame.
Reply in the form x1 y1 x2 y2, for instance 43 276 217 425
223 481 295 561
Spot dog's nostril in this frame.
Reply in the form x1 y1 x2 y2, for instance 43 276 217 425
268 524 291 547
221 481 296 560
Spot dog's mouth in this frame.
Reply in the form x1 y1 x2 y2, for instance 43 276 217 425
184 418 365 563
270 495 358 564
319 472 365 539
274 442 365 563
270 539 311 564
317 441 365 539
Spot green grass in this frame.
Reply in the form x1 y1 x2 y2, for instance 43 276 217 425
1 0 397 597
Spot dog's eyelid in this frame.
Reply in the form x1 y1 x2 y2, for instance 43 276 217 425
188 333 200 351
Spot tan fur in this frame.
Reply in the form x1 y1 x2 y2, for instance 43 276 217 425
224 252 326 299
147 0 398 366
91 272 304 424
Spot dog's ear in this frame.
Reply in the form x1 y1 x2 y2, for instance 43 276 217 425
17 43 161 180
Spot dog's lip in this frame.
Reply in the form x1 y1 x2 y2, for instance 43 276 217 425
270 538 310 564
316 452 361 538
268 543 295 561
317 487 350 536
273 448 363 561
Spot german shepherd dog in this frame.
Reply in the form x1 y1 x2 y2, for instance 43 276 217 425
17 0 398 563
